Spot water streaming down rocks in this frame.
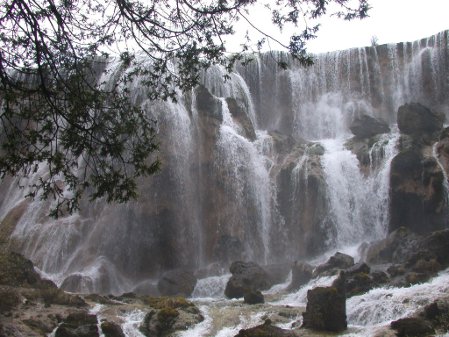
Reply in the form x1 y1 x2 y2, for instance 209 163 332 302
0 31 449 296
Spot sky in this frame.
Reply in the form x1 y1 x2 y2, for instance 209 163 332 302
228 0 449 54
307 0 449 53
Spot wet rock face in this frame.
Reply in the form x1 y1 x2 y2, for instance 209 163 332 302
389 103 448 235
55 312 99 337
276 142 333 258
350 114 390 138
365 228 449 287
288 261 313 291
157 269 197 297
234 320 296 337
139 297 203 337
226 97 256 141
243 290 264 305
390 317 435 337
389 149 448 234
313 252 354 277
101 321 126 337
397 103 444 136
224 261 272 299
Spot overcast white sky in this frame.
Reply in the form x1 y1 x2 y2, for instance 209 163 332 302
228 0 449 54
308 0 449 53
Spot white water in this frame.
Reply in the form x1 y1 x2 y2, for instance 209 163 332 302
320 129 399 249
180 269 449 337
121 310 147 337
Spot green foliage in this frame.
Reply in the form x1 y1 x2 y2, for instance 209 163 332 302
0 0 370 216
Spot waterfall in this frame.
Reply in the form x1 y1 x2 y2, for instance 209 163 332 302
321 130 399 248
1 31 448 294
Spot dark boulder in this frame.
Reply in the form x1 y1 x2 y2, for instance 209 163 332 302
224 261 272 299
157 269 197 297
243 290 264 305
234 320 296 337
140 309 179 337
226 97 256 141
390 317 434 337
345 262 370 276
313 252 354 277
350 114 389 138
389 150 448 234
101 321 125 337
0 286 20 313
365 227 420 265
0 251 53 288
302 283 347 332
55 312 99 337
139 298 203 337
418 300 449 332
397 103 444 136
288 261 313 291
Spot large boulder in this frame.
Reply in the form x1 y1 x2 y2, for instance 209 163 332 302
390 317 434 337
302 279 347 332
234 320 296 337
243 290 264 305
224 261 272 299
139 297 203 337
55 312 99 337
389 149 448 234
0 251 55 289
157 269 197 297
313 252 354 277
101 321 126 337
350 114 389 138
397 103 444 136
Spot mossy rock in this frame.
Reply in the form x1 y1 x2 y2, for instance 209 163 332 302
55 312 99 337
22 288 86 307
0 286 21 312
234 320 296 337
142 296 193 310
101 321 125 337
0 251 43 287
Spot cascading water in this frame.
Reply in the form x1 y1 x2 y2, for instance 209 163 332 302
321 130 399 249
0 31 448 304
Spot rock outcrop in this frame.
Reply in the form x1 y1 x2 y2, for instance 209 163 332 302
364 228 449 287
397 103 444 136
390 317 435 337
157 269 197 297
302 275 347 332
389 103 448 234
224 261 272 299
243 290 264 305
350 114 389 138
55 312 99 337
313 252 354 277
234 320 296 337
139 297 203 337
288 261 313 291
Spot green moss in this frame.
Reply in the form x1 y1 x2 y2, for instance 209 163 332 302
142 296 193 309
157 307 179 329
